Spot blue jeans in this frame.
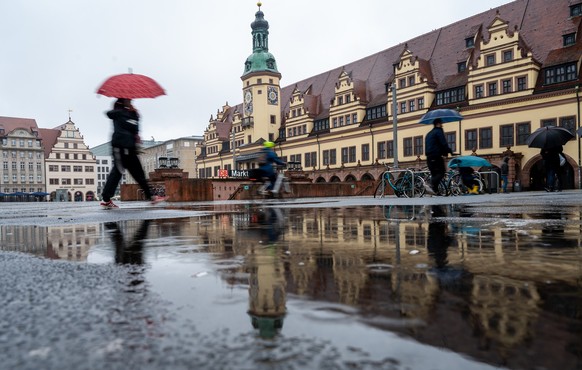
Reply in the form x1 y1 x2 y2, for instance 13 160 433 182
501 175 508 193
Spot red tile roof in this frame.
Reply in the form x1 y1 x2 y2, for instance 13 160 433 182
38 128 61 159
0 116 39 135
277 0 579 115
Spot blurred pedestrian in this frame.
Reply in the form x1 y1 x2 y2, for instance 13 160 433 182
100 98 167 208
540 146 562 192
500 156 510 193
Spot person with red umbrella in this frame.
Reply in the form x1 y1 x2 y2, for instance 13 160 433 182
100 98 166 208
96 72 167 208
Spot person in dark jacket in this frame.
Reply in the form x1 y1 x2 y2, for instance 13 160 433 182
425 118 453 195
101 98 166 208
500 156 510 193
540 146 562 192
258 141 286 194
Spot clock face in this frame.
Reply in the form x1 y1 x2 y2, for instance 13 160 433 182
267 86 278 105
244 90 253 115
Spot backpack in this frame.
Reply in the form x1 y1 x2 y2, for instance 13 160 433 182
258 149 268 166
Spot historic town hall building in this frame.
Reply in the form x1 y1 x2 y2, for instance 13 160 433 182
198 0 582 191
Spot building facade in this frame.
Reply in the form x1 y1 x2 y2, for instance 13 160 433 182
198 0 582 192
138 136 204 182
41 119 97 201
0 116 46 200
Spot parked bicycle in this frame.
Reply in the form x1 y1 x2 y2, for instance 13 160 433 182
374 167 427 198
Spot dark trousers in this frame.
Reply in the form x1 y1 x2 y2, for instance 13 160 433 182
427 156 445 192
102 147 152 202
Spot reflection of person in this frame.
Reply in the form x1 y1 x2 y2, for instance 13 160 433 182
540 146 562 192
425 118 453 195
258 141 286 194
500 156 509 193
259 208 284 244
459 167 479 194
427 206 450 269
106 220 151 265
100 98 167 208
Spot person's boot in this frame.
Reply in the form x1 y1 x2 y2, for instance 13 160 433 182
470 185 479 194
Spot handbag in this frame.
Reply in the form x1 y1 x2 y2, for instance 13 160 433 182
559 153 566 167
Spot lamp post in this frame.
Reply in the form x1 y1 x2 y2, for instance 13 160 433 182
391 83 399 168
576 85 581 189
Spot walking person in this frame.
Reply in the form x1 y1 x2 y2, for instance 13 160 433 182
100 98 167 208
540 146 562 192
425 118 453 195
500 156 510 193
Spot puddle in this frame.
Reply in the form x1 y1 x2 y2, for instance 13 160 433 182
1 203 581 369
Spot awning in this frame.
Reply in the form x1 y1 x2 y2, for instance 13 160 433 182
235 152 262 163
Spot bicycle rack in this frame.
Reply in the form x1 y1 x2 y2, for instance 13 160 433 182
476 170 500 194
379 168 423 198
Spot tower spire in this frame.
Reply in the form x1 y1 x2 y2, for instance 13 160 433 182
242 2 280 77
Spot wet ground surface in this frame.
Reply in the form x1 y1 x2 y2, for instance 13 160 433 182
1 192 581 370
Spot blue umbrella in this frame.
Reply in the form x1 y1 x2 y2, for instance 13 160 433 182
448 156 491 168
419 109 463 124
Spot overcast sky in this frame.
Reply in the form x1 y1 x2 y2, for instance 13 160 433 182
0 0 511 148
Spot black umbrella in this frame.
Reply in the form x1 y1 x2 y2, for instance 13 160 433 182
526 126 574 149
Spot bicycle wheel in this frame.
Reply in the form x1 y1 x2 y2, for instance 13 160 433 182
395 175 423 198
475 177 485 194
447 175 463 196
393 177 409 197
449 173 468 195
414 175 426 197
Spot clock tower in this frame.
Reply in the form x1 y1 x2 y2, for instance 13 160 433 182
241 2 281 144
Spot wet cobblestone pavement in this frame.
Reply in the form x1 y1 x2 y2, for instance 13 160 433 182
1 192 581 369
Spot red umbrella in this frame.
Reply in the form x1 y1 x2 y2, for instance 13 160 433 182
96 73 166 99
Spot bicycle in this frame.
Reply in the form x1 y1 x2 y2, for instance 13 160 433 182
374 167 427 198
255 165 291 199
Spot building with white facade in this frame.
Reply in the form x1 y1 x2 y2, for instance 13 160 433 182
40 119 97 201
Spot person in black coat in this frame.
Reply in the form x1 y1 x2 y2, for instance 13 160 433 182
540 146 562 192
425 118 453 194
101 98 163 208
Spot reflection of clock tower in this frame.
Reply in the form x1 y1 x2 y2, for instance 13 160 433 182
241 2 281 144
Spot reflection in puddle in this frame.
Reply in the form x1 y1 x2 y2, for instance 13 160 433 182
1 203 581 369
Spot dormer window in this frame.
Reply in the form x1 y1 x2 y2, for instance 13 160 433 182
544 62 577 85
563 33 576 46
408 76 415 86
503 50 513 62
399 78 406 89
465 37 475 48
570 3 582 17
457 62 466 73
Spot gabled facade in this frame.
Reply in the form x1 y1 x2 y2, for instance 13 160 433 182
41 119 97 201
198 0 582 191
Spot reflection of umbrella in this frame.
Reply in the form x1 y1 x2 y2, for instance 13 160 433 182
448 156 491 168
526 126 574 149
419 109 463 124
96 73 166 99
